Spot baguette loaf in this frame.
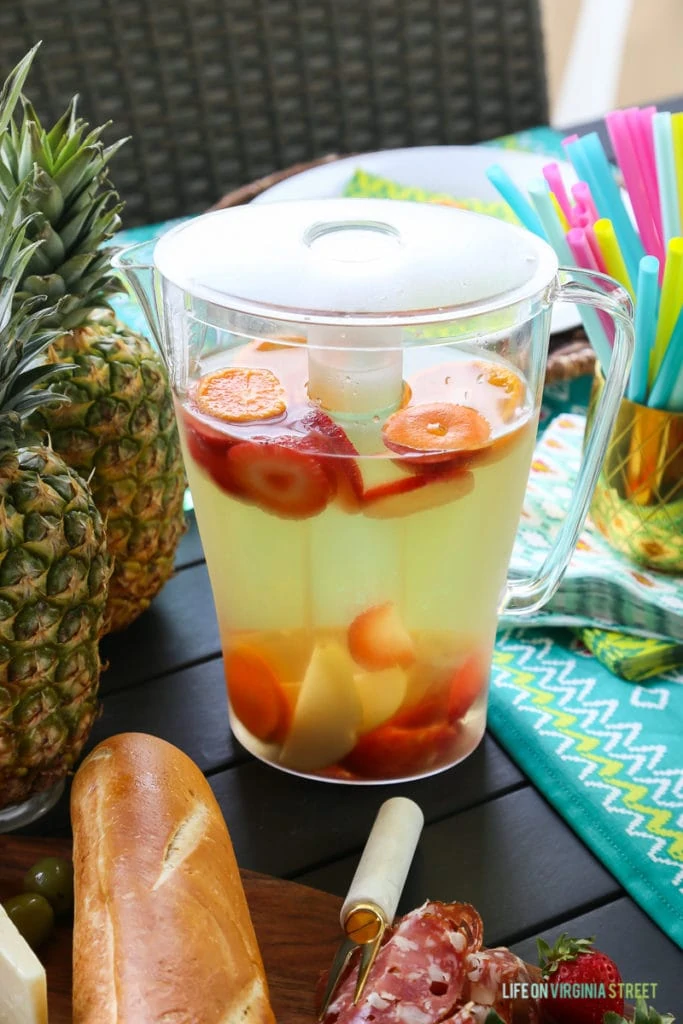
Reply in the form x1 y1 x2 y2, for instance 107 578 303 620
71 733 276 1024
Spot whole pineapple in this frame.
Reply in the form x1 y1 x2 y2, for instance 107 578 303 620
0 52 186 633
0 188 110 809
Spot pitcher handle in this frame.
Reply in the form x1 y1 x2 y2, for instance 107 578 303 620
502 267 634 616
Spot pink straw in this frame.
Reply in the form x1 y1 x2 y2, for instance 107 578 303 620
605 109 663 262
571 181 599 226
566 227 615 342
543 162 574 221
585 223 607 271
629 106 663 243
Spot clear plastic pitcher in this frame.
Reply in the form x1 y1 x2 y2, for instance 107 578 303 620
115 199 633 783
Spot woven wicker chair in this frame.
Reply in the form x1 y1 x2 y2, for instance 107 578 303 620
2 0 548 227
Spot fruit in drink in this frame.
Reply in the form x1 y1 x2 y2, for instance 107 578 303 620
225 648 291 744
279 644 363 772
195 367 287 421
179 337 535 781
382 402 491 460
348 602 416 670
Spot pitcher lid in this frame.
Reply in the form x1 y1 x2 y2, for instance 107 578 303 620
153 198 558 324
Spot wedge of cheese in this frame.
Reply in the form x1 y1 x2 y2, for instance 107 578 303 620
0 905 47 1024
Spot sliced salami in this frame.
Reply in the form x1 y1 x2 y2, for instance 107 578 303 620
452 947 540 1024
322 902 476 1024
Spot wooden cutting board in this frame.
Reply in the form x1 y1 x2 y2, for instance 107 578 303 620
0 836 342 1024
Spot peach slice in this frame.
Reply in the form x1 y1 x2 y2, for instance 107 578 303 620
225 647 291 744
279 643 362 772
348 602 416 670
195 367 286 422
355 667 408 734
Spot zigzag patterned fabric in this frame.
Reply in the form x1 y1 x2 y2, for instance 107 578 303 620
490 630 683 947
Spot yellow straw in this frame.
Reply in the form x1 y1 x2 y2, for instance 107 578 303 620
650 235 683 383
672 113 683 235
594 218 634 299
549 192 570 232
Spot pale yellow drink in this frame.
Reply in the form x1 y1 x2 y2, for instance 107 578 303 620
178 342 535 782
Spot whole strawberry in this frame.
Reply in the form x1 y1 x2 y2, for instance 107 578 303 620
537 934 624 1024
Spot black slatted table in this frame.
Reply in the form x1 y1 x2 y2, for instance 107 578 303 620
16 514 683 1012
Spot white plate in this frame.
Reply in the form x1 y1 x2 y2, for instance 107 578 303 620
253 145 581 334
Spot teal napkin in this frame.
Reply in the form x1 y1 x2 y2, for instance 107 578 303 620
489 628 683 949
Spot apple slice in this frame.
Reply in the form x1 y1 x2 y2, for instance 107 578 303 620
355 667 408 733
279 643 363 772
362 468 474 519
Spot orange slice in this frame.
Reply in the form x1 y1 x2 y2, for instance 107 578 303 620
195 367 286 422
382 402 491 461
475 361 526 421
226 647 291 744
252 334 307 352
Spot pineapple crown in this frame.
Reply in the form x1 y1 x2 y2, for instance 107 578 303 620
0 44 128 330
0 183 74 446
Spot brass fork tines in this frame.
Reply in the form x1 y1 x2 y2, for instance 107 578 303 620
318 902 386 1020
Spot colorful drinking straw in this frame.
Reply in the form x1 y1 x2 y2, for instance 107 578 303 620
484 165 546 238
565 132 644 283
549 193 569 232
630 106 663 243
526 179 611 371
605 111 662 264
650 236 683 384
585 223 606 272
571 181 599 226
672 112 683 232
653 112 681 244
628 255 660 403
593 218 634 299
542 162 573 221
566 226 616 346
648 303 683 410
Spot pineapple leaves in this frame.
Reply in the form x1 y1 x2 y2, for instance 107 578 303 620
0 46 129 326
0 44 39 138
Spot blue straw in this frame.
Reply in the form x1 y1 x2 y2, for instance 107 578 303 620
648 303 683 409
486 164 547 239
653 112 681 244
628 255 660 403
564 133 644 285
527 178 611 373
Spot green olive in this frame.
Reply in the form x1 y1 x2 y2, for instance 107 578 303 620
23 857 74 916
3 893 55 949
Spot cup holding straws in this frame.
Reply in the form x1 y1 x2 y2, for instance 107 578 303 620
487 107 683 572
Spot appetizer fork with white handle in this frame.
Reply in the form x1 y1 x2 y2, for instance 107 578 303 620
318 797 424 1019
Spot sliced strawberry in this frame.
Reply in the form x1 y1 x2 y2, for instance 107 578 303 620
348 602 416 671
296 409 364 509
225 441 334 519
183 419 243 495
342 719 459 779
447 651 490 721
